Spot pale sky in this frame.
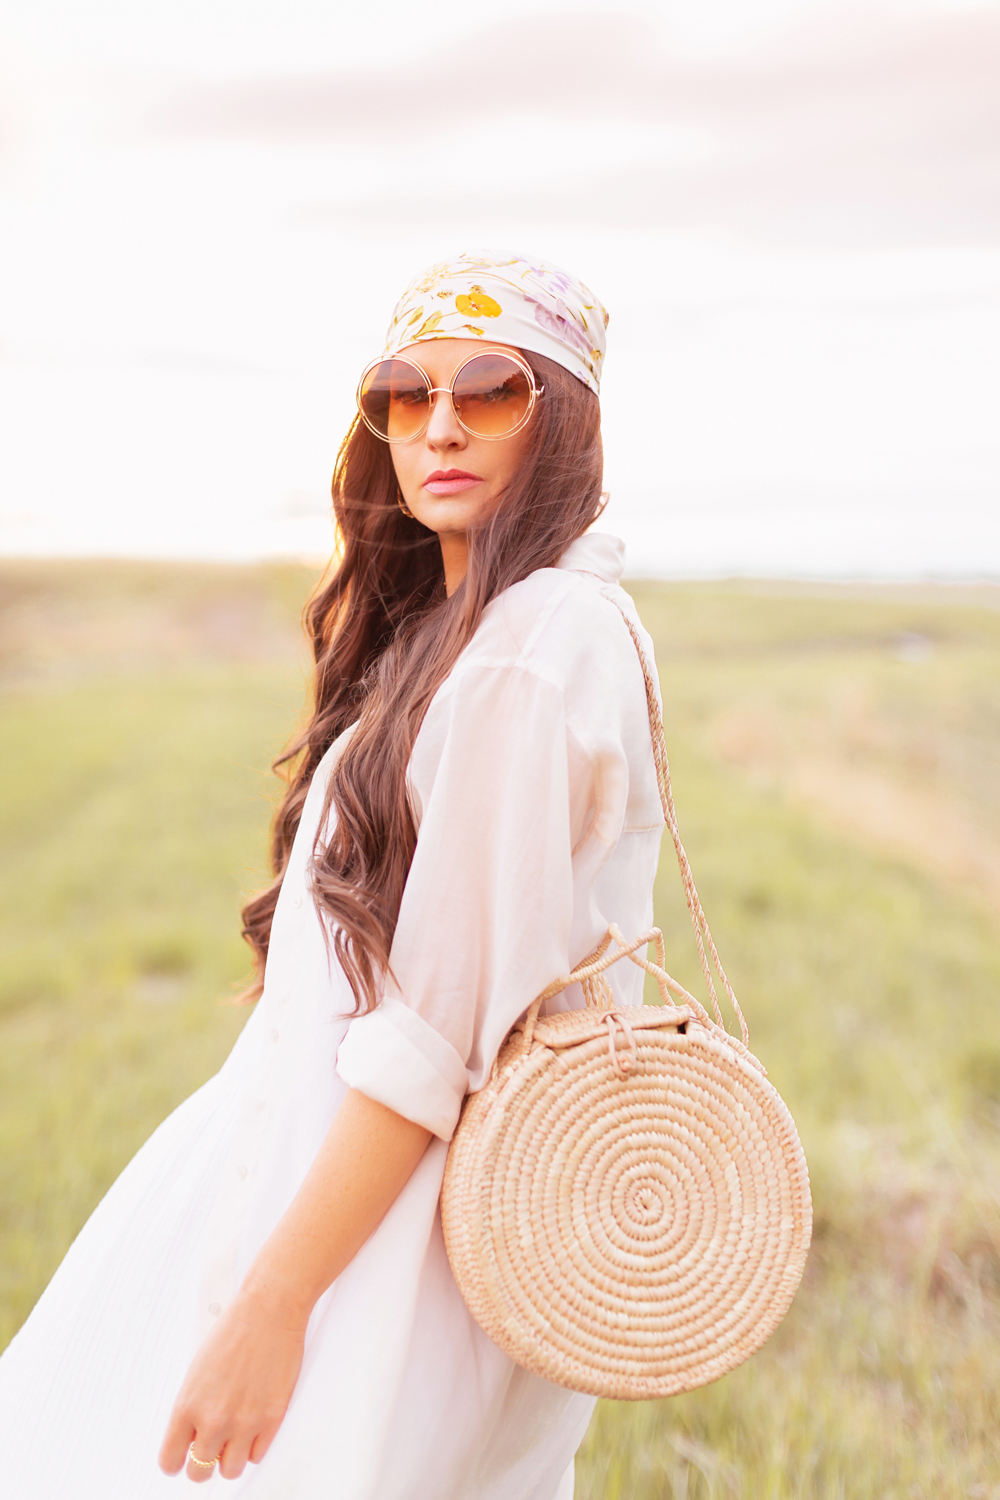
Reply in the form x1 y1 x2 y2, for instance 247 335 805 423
1 0 998 575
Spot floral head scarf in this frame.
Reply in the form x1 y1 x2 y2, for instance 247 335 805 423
382 249 609 395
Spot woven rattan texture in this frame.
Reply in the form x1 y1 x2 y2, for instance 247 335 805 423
442 1008 811 1399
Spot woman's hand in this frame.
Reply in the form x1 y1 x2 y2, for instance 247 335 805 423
158 1283 307 1482
158 1090 432 1482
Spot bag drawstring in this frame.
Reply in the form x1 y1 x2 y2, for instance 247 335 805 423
603 1010 638 1076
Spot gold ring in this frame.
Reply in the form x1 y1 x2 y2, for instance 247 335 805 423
188 1445 219 1469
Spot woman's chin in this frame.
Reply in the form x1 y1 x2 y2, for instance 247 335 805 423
411 495 488 533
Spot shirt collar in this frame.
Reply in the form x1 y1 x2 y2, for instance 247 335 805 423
554 531 625 585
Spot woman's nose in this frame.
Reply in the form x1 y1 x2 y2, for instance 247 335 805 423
425 389 467 450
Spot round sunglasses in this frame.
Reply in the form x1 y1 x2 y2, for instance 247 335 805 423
356 350 543 444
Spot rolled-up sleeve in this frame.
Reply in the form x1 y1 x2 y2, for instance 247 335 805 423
336 660 589 1139
335 994 469 1139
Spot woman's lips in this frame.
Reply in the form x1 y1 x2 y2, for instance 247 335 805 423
423 470 483 496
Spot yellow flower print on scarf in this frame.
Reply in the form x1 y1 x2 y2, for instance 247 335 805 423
455 286 501 319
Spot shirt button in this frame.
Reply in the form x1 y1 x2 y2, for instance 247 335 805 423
271 1029 279 1043
238 1164 248 1180
292 894 303 909
208 1302 221 1317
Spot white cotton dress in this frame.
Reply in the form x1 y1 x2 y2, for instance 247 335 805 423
0 532 664 1500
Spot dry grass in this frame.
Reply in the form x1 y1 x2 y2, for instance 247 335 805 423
2 560 1000 1493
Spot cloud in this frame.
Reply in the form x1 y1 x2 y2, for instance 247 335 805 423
144 15 662 138
144 7 1000 246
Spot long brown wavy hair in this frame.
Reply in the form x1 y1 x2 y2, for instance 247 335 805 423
241 349 604 1012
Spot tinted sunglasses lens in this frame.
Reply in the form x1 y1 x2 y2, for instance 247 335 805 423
452 355 532 437
359 360 429 441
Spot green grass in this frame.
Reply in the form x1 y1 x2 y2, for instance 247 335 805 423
2 560 1000 1495
0 560 314 1339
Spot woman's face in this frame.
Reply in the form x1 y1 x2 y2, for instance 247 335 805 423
389 339 535 591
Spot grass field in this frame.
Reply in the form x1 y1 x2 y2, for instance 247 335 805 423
2 558 999 1497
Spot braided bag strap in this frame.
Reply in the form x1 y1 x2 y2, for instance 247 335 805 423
612 601 749 1046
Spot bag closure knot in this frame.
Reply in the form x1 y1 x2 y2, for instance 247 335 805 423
602 1009 638 1076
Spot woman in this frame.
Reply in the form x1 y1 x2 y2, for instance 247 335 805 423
0 250 664 1497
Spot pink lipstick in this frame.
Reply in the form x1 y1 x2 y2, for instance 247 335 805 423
424 469 483 496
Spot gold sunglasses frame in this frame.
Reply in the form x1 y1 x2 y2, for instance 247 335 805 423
356 349 543 444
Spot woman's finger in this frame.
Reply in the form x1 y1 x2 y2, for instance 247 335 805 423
186 1434 225 1484
157 1411 195 1476
218 1432 255 1481
248 1414 284 1467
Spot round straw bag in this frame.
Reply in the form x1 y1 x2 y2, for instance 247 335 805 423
441 606 811 1400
